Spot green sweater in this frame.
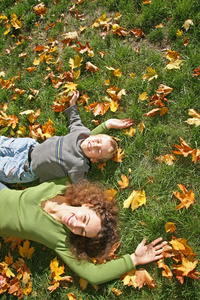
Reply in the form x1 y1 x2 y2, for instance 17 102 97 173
0 179 134 285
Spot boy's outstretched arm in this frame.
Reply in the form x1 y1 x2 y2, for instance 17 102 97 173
91 118 134 135
105 118 134 129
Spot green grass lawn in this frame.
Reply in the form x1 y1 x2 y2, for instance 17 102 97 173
0 0 199 299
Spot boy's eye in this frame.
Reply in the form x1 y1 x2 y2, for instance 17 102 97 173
83 215 86 223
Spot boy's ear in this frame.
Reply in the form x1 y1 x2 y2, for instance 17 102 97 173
90 158 98 163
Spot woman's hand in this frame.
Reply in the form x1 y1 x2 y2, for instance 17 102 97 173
131 237 168 266
69 90 80 106
105 118 134 129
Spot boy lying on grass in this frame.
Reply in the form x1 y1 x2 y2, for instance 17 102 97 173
0 91 133 186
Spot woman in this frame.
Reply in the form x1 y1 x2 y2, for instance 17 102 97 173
0 179 167 285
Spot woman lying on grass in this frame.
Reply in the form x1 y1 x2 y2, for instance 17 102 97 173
0 179 167 285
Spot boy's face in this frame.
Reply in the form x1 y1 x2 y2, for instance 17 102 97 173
81 134 112 162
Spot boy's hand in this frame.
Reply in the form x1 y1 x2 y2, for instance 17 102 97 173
130 237 168 266
105 118 134 129
69 90 79 106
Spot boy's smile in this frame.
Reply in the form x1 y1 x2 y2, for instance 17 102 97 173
81 134 113 162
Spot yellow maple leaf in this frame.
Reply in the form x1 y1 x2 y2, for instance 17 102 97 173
42 118 55 139
19 240 35 259
50 257 65 281
143 67 158 81
165 59 183 70
157 258 173 279
139 92 148 101
165 222 176 233
69 54 83 69
185 109 200 127
176 29 183 37
63 82 78 93
123 126 136 137
10 13 22 29
123 189 146 211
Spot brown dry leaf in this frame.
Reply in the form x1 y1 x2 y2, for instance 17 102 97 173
112 148 125 162
117 174 129 189
85 102 110 116
191 66 200 77
173 137 193 157
4 237 23 251
173 184 195 210
85 62 99 72
157 258 173 279
182 19 194 31
33 2 47 16
79 278 88 291
123 189 146 211
165 222 176 233
8 278 23 299
129 27 146 38
156 84 173 96
185 109 200 127
5 253 13 266
183 37 189 46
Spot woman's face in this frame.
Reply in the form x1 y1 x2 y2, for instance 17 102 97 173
61 204 101 238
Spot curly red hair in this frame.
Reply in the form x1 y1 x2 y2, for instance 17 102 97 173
64 180 119 260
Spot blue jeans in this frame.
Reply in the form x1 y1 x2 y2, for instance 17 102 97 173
0 136 39 186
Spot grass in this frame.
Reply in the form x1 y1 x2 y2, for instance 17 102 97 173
0 0 200 299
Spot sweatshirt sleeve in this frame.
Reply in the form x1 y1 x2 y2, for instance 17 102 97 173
56 247 135 285
91 121 109 135
64 105 87 133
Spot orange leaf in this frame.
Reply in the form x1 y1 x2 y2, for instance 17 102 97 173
173 137 193 157
112 287 122 296
173 184 195 210
157 258 173 279
79 278 88 291
117 174 129 189
19 240 35 259
112 148 124 162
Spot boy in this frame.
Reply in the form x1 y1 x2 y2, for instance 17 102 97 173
0 91 133 185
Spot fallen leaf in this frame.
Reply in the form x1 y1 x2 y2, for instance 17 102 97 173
165 222 176 233
123 189 146 211
117 174 129 189
173 184 195 210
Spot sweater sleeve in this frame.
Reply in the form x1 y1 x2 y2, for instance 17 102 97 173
64 105 87 133
55 247 135 285
91 122 109 135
